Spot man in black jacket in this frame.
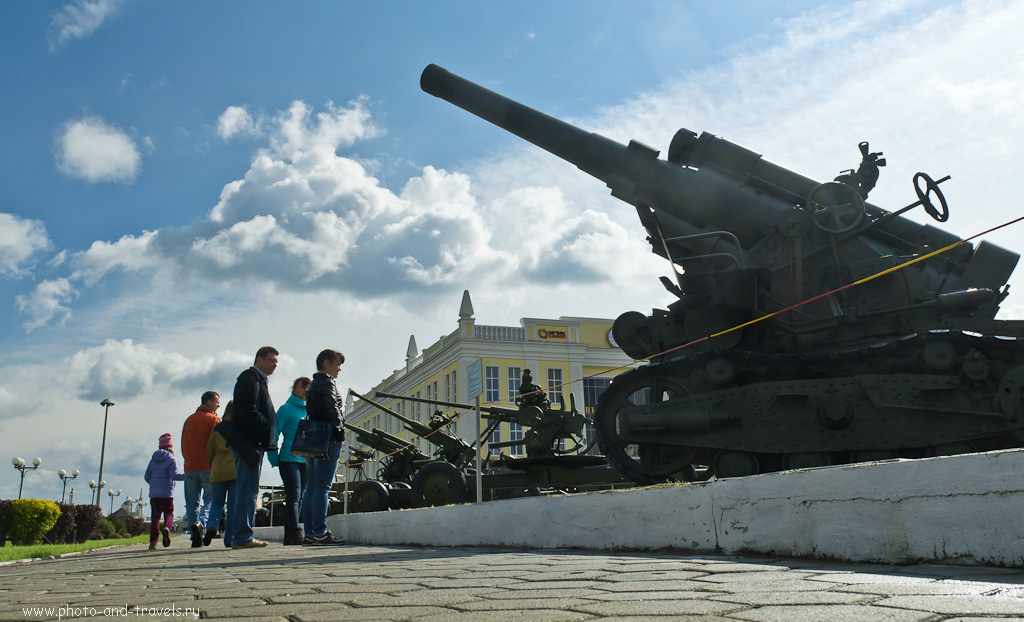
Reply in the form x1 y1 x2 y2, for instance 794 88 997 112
229 345 278 548
301 348 346 546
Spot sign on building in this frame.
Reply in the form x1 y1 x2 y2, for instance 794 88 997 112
466 358 483 398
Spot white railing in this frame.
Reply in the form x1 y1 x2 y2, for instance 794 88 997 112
474 325 525 341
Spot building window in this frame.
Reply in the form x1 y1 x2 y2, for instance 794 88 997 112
432 381 438 408
485 365 500 402
547 368 563 403
508 423 524 457
445 373 451 402
413 391 421 423
582 377 613 455
452 370 457 403
488 425 501 456
507 366 521 403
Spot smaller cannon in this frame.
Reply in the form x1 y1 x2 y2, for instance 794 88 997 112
343 422 429 512
350 389 475 507
375 368 591 459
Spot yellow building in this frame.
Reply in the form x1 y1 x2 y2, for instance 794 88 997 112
346 290 639 470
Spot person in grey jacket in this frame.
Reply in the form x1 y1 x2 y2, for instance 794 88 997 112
301 349 346 546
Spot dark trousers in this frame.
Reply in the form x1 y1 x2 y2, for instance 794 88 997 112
279 461 307 536
149 497 174 543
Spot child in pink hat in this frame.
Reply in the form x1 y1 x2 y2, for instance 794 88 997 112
144 433 185 549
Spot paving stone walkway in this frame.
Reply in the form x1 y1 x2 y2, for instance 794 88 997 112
3 541 1024 621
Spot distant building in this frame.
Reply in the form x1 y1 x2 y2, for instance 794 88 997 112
344 290 638 480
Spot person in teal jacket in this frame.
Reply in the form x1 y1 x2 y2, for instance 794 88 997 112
267 376 311 545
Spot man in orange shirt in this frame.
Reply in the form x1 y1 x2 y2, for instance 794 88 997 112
182 391 221 548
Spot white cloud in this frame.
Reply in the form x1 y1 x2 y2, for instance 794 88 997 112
217 105 257 140
15 278 77 331
65 339 253 401
48 0 125 52
71 230 160 285
56 116 141 183
0 213 50 276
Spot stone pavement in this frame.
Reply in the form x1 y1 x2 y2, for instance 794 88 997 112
4 540 1024 621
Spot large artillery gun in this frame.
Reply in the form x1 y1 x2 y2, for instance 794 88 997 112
421 64 1024 485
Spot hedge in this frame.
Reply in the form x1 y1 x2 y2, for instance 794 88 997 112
8 499 61 546
44 503 77 544
74 505 104 541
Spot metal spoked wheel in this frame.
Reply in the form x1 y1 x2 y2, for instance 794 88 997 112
805 181 865 234
350 480 391 513
411 460 468 507
594 370 698 485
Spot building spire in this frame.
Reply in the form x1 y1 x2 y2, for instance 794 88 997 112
459 289 474 318
406 335 418 362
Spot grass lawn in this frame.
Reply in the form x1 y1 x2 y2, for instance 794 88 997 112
0 535 151 563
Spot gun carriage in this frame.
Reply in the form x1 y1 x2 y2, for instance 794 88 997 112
421 64 1024 485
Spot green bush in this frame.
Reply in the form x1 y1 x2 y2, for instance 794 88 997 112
45 503 76 544
0 499 11 546
124 516 145 536
74 505 103 541
8 499 61 546
96 519 117 539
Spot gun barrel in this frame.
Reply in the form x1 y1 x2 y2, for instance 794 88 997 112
350 389 434 437
374 389 519 417
343 423 412 453
421 64 961 253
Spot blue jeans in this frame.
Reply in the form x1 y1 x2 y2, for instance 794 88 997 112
184 470 213 528
302 440 342 538
230 448 263 546
207 479 236 547
278 461 307 536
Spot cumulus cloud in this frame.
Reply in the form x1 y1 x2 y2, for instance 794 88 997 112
66 339 253 401
0 213 50 276
71 230 159 285
48 0 125 52
15 278 77 331
217 105 257 140
56 116 141 183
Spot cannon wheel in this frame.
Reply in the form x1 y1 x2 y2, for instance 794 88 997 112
805 181 865 234
350 480 391 513
412 461 468 507
594 369 698 485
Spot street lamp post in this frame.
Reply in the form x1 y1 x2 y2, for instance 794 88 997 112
88 479 106 504
96 399 115 505
12 457 42 499
57 469 80 503
107 489 122 515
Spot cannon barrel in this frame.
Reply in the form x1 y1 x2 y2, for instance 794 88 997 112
351 389 435 437
421 64 957 253
344 423 420 455
374 389 520 417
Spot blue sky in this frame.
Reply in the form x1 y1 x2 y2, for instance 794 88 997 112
2 0 1022 509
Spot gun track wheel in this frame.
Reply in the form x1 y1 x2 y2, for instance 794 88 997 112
351 480 390 513
412 460 468 507
594 369 698 485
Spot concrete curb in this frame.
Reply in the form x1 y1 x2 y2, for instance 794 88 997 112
284 448 1024 567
